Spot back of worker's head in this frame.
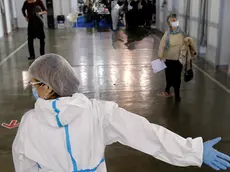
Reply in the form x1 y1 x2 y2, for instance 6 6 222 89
29 54 80 98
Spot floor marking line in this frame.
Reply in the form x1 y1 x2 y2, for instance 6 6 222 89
0 41 28 66
153 35 230 94
92 32 100 99
193 64 230 93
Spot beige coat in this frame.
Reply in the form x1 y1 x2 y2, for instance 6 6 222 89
180 37 197 66
158 32 184 60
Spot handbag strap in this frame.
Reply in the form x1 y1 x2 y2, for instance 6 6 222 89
190 59 193 69
184 48 188 72
184 47 193 72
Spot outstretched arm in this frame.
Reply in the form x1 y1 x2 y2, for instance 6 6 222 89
102 101 203 167
101 101 230 170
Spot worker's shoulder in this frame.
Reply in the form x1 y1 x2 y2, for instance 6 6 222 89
90 99 119 111
20 109 35 124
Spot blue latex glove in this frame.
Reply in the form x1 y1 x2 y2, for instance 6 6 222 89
203 137 230 170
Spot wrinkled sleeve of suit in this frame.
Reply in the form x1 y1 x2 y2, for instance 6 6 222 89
102 101 203 167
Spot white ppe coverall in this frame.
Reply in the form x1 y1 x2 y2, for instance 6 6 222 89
13 93 203 172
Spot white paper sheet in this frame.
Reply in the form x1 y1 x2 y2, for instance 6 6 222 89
151 59 167 73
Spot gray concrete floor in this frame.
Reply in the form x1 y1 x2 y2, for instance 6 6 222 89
1 28 230 172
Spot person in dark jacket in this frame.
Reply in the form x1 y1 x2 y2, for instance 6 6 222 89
126 0 139 30
143 0 153 28
152 0 156 23
22 0 47 60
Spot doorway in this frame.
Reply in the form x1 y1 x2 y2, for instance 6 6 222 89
0 0 8 36
0 0 15 36
9 0 18 31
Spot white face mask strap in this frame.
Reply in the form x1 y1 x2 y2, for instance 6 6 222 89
43 90 55 100
36 84 52 100
43 92 49 100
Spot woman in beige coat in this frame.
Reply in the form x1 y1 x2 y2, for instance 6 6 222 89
158 13 185 101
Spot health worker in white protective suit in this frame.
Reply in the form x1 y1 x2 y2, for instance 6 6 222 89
111 0 123 31
13 54 230 172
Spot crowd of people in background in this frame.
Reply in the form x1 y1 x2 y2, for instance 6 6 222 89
124 0 156 30
82 0 156 30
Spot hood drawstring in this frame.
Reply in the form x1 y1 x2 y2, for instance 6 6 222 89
52 98 64 127
51 99 104 172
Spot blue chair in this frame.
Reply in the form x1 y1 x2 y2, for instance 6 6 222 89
99 19 110 29
76 16 94 28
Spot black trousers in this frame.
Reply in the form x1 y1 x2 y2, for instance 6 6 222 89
28 37 45 57
28 19 45 58
165 60 183 98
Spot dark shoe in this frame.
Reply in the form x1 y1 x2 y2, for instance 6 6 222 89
28 56 35 60
175 96 181 102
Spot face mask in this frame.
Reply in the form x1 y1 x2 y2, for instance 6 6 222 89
171 21 179 28
32 86 39 100
32 85 51 100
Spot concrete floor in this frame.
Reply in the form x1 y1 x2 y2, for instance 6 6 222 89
1 28 230 172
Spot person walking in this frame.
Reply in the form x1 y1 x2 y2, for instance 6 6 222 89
158 13 187 102
22 0 47 60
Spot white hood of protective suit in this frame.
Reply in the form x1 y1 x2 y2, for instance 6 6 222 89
13 93 107 172
13 93 203 172
34 94 90 128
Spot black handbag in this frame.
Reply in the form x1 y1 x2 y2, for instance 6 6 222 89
184 56 193 82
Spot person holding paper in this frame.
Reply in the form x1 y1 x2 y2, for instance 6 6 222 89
158 13 185 102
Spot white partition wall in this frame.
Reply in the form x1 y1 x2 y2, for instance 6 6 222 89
71 0 78 12
205 0 221 65
0 0 17 38
157 0 169 32
15 0 27 28
11 0 18 29
4 0 12 33
189 0 199 40
0 12 3 38
177 0 185 32
218 0 230 66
